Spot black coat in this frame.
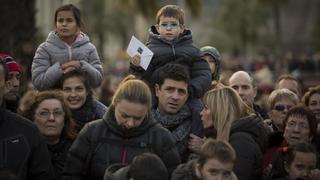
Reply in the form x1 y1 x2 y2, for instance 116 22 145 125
129 26 211 98
171 159 199 180
48 138 73 180
63 107 181 180
230 114 268 180
0 106 54 180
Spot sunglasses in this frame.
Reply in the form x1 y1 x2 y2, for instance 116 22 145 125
274 104 292 111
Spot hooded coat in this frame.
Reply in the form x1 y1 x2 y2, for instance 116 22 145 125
129 26 211 98
63 106 180 180
230 114 268 180
32 31 103 90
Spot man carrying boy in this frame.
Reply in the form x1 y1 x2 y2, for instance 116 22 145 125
129 5 211 111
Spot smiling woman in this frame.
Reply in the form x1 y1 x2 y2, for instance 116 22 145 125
58 69 107 132
18 90 76 180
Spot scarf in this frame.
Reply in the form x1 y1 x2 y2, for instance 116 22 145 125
152 105 191 143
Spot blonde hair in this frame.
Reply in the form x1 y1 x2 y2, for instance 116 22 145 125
268 88 299 110
202 87 253 141
111 75 152 110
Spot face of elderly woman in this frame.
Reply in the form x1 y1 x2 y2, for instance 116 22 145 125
114 99 148 129
269 98 296 131
34 99 65 144
284 114 312 145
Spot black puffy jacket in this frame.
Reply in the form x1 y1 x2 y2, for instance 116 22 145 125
230 114 268 180
0 106 54 180
63 107 181 180
129 26 211 98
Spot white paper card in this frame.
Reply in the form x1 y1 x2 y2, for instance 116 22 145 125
126 36 154 70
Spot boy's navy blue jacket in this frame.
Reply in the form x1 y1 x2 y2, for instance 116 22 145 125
129 26 211 98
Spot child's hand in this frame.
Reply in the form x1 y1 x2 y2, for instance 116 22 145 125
129 54 141 66
61 60 81 73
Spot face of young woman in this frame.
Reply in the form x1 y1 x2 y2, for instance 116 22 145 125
55 10 79 40
285 152 317 180
34 99 65 142
200 106 213 128
62 76 88 110
196 158 234 180
114 99 148 129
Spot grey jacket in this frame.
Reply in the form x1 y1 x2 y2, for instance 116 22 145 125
32 31 103 90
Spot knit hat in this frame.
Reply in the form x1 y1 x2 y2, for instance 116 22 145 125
0 53 20 73
200 46 221 62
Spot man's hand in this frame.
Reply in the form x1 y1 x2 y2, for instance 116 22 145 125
188 133 206 154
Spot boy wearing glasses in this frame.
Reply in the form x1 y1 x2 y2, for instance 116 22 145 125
130 5 211 111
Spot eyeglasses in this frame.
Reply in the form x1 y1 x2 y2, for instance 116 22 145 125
286 121 309 130
159 22 180 29
274 104 292 112
36 111 64 119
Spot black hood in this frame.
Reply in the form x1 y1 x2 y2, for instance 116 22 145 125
231 114 268 152
103 106 157 138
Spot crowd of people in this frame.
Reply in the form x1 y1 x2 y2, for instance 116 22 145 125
0 3 320 180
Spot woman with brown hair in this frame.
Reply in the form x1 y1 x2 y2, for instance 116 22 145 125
19 90 76 180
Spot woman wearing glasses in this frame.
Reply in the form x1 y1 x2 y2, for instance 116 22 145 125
19 90 76 180
263 88 299 173
267 88 299 132
264 105 319 179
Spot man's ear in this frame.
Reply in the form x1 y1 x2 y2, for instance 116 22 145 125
155 24 160 33
4 81 12 95
253 86 257 98
155 84 160 97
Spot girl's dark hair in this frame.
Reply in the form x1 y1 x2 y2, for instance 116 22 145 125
268 143 318 179
18 90 77 140
54 4 84 30
58 69 93 98
127 153 168 180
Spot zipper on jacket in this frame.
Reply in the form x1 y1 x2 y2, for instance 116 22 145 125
171 44 176 57
120 139 128 164
64 42 72 61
